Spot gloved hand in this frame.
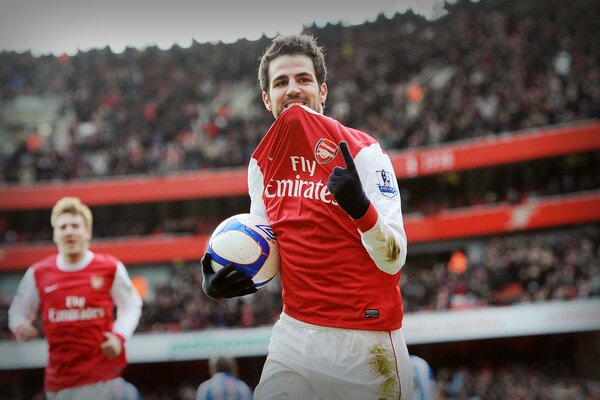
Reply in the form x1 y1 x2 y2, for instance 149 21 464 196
327 141 370 219
201 253 258 299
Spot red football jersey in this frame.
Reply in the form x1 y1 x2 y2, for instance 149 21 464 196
249 105 407 330
33 254 127 392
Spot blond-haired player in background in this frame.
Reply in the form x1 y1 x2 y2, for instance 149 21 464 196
9 197 143 400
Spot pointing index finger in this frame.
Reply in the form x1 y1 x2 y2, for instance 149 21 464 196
338 141 355 169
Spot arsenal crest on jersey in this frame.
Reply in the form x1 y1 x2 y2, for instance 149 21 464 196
90 276 104 290
314 138 338 164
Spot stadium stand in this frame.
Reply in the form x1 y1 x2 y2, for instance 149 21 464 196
0 0 598 182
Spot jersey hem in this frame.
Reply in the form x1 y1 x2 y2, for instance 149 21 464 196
283 309 402 332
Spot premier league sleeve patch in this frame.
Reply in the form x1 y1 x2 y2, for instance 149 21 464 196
376 169 398 198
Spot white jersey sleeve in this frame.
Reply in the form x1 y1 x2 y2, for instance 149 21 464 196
248 157 268 219
354 143 407 275
110 262 143 340
8 267 40 333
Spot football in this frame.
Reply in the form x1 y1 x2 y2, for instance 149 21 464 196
207 213 280 288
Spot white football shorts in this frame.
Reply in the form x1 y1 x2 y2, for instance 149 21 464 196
255 312 414 400
45 377 140 400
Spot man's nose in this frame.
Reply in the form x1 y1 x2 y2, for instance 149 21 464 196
286 81 301 95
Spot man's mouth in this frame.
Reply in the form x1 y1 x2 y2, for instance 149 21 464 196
284 101 305 109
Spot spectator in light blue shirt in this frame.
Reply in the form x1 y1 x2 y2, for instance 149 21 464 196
196 354 253 400
410 355 436 400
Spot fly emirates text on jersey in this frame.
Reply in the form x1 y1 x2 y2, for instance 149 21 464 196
263 155 339 205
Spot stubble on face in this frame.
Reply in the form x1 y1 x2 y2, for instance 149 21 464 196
263 54 327 119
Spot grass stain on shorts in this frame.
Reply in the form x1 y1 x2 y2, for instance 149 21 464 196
368 343 399 399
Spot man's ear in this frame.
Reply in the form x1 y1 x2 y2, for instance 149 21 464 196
262 91 272 111
320 83 328 105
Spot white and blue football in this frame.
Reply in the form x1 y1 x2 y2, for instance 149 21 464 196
207 213 279 288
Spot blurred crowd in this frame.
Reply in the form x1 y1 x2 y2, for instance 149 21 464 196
1 150 597 244
145 364 600 400
433 364 600 400
136 262 283 333
2 223 596 340
3 362 598 400
1 0 598 183
401 224 600 311
137 223 600 332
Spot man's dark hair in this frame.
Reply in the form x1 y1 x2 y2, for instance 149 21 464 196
258 33 327 94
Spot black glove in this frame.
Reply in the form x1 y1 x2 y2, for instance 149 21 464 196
201 253 257 299
327 141 370 220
